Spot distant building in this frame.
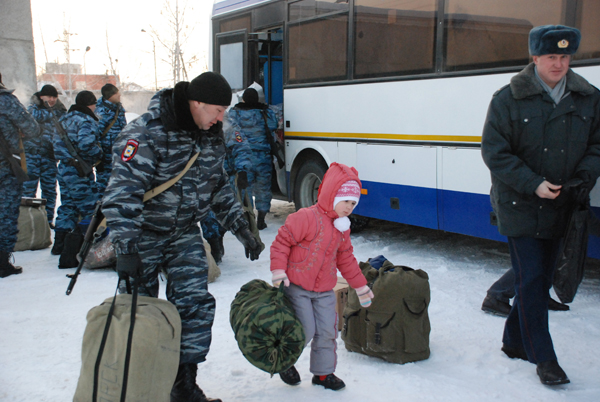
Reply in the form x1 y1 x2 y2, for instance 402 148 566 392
40 62 119 92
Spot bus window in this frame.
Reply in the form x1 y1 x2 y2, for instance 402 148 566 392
288 0 349 22
443 0 564 71
288 14 348 84
354 0 436 79
574 0 600 61
218 14 251 33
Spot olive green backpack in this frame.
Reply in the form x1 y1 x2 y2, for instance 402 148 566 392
342 260 431 364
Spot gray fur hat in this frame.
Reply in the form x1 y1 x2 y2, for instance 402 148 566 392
529 25 581 56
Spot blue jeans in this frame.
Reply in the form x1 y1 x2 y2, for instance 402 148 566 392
502 237 561 364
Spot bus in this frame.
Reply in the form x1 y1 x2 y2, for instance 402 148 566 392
210 0 600 258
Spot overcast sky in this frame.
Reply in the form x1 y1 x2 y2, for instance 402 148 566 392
30 0 215 90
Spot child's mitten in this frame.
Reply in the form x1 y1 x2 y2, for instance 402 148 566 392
272 269 290 287
355 285 374 308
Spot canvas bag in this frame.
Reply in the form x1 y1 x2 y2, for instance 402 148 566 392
342 259 431 364
14 198 52 251
230 279 305 375
73 284 181 402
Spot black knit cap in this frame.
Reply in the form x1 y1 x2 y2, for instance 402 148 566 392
186 72 232 107
39 84 58 97
101 83 119 100
75 90 97 106
242 88 259 105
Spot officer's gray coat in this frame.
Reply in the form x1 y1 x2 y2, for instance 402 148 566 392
102 88 248 256
482 63 600 238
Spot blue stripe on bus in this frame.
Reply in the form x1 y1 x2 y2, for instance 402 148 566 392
353 180 600 259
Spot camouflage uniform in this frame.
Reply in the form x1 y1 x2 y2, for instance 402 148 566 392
0 87 40 252
102 88 249 364
23 94 66 222
53 106 102 232
225 104 278 212
95 96 127 195
199 121 248 242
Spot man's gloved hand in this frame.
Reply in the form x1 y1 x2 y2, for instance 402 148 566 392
116 253 143 279
575 171 595 205
272 269 290 287
234 227 262 261
237 171 248 190
355 285 374 308
577 171 597 192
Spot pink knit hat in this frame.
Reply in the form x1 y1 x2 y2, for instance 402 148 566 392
333 180 360 208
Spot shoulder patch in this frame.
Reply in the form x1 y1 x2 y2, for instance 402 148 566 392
235 132 243 143
121 139 139 162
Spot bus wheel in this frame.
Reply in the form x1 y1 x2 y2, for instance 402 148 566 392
294 159 327 210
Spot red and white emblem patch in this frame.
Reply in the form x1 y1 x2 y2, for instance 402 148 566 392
121 139 139 162
235 132 243 143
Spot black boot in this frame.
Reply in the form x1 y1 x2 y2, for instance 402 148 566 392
279 365 301 386
0 250 23 278
481 295 511 317
51 231 67 256
536 360 570 385
548 297 570 311
58 230 84 269
257 211 267 230
170 363 222 402
206 236 224 264
312 373 346 391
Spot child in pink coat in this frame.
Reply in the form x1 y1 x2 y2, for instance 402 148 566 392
270 162 374 391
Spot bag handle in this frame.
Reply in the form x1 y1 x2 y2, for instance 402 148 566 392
93 278 138 402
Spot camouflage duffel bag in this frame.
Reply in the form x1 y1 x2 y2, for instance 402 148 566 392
230 279 305 375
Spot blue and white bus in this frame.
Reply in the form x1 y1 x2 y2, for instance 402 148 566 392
211 0 600 258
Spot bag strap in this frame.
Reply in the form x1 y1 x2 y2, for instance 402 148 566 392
92 278 138 402
143 151 200 202
96 151 200 228
100 105 121 139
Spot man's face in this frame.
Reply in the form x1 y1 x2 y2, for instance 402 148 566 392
88 104 96 113
40 95 58 107
107 91 121 104
533 54 571 89
189 101 226 130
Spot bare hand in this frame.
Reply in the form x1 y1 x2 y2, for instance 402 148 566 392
535 180 561 199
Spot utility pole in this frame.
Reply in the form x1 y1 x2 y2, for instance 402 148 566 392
83 46 91 89
54 28 78 103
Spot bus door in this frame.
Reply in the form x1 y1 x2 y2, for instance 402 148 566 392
215 29 248 93
253 29 283 106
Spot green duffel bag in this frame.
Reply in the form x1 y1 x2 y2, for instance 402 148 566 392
342 260 431 364
230 279 305 375
73 290 181 402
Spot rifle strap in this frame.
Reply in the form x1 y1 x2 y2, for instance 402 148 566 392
97 151 200 228
100 105 121 139
260 110 274 146
18 138 27 173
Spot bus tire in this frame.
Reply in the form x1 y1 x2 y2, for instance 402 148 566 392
294 159 327 211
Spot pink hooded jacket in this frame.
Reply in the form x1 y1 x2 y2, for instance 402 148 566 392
270 162 367 292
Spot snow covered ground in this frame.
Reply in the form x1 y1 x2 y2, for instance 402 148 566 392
1 200 599 402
